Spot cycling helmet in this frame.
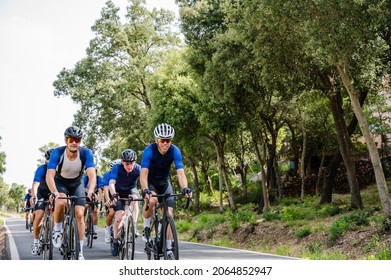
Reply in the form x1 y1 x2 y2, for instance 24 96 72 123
28 188 32 193
121 149 137 162
64 126 83 138
153 123 175 139
44 148 53 160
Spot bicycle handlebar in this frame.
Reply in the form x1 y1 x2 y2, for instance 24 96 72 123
144 193 191 211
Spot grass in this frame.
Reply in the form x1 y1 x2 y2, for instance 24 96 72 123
172 181 391 260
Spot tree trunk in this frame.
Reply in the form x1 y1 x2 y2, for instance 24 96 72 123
188 156 200 213
338 63 391 218
300 112 307 199
213 134 237 212
251 129 271 213
329 88 363 209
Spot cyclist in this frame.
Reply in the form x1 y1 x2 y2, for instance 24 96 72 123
103 159 120 243
30 148 53 255
46 126 97 260
83 174 104 239
24 188 33 230
140 123 192 258
108 149 141 257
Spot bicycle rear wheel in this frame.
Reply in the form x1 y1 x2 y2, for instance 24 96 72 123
69 218 80 260
125 216 135 260
162 215 179 260
42 216 53 260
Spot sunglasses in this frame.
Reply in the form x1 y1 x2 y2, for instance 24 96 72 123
67 137 81 144
158 138 172 144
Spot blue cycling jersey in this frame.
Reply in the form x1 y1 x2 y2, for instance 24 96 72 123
140 142 184 181
110 162 141 192
83 175 104 193
47 146 95 179
103 170 111 186
33 164 49 192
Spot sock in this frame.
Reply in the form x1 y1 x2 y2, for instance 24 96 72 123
79 240 84 253
166 240 172 250
54 222 63 232
34 239 38 244
143 218 151 228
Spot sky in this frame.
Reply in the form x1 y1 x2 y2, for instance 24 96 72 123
0 0 179 189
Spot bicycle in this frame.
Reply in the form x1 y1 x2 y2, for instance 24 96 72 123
113 195 143 260
85 194 99 248
144 193 190 260
25 207 34 231
37 195 54 260
58 195 86 260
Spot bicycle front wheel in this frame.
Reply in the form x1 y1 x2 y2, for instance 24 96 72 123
86 212 93 248
125 216 135 260
29 212 33 232
69 218 80 260
162 215 179 260
42 217 53 260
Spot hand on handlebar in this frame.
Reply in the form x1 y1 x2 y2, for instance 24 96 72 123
142 188 152 199
182 187 193 199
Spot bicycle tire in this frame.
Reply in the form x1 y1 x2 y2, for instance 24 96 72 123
29 211 33 232
62 218 69 260
162 215 179 260
69 218 80 260
86 211 93 248
125 216 135 260
42 217 53 260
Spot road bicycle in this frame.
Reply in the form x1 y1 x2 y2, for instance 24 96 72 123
37 196 54 260
85 194 99 248
25 207 34 231
114 195 143 260
58 195 86 260
144 193 190 260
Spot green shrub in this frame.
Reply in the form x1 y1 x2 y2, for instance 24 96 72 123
295 226 311 238
263 210 281 221
319 204 342 217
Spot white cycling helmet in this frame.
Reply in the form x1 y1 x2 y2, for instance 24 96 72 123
153 123 175 139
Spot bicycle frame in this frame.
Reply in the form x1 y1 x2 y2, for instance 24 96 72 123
144 193 190 260
116 195 143 260
38 196 54 260
58 195 86 260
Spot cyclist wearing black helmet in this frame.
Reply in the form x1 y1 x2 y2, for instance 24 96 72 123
140 123 192 258
107 149 141 256
46 125 97 260
24 188 33 229
30 148 53 255
103 159 120 243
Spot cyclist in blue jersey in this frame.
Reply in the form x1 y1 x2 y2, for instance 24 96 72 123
46 126 97 260
108 149 141 256
103 159 120 243
83 174 104 239
30 148 53 255
24 188 33 229
140 123 192 258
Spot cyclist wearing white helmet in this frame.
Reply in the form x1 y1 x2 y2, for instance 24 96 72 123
140 123 192 258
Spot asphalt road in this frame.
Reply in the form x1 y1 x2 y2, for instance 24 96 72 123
4 217 296 260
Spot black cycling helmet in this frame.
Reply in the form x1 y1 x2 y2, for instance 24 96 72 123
121 149 137 162
153 123 175 139
44 149 53 160
64 126 83 138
